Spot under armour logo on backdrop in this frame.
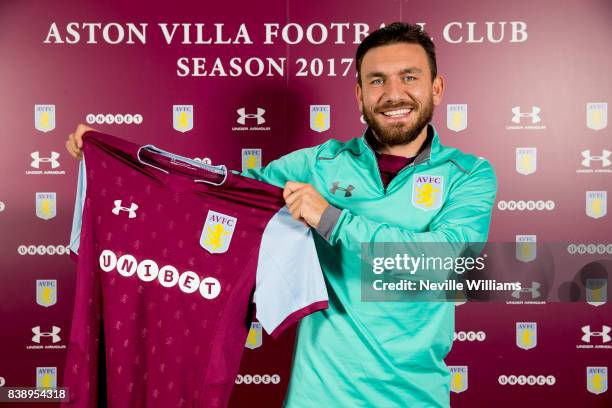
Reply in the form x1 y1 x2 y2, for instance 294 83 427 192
31 151 60 169
582 150 611 168
511 106 541 124
511 281 541 299
112 200 138 218
581 325 611 343
330 182 354 197
237 108 265 125
32 326 61 343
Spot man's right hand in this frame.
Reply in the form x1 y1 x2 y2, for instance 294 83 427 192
65 124 97 160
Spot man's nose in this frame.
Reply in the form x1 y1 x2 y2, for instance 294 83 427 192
382 77 407 102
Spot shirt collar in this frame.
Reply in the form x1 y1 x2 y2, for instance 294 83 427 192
360 123 441 165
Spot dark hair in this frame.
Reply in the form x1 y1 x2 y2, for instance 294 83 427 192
355 22 437 84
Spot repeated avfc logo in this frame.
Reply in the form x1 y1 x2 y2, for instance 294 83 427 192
232 107 270 132
586 191 607 219
587 103 607 131
26 152 66 176
310 105 330 132
506 105 546 130
516 235 537 263
35 193 56 220
447 104 467 132
36 367 57 388
242 149 262 172
516 148 537 175
586 278 607 307
36 280 57 308
86 113 143 125
173 105 193 132
516 322 537 350
587 367 608 395
449 366 468 393
34 104 55 133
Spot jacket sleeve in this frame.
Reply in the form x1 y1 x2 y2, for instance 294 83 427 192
321 159 498 253
240 146 317 188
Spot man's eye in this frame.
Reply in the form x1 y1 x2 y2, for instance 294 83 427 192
371 79 383 85
404 76 416 81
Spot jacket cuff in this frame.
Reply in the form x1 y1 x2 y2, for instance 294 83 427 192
316 204 342 242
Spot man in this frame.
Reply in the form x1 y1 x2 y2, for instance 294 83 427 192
66 22 496 407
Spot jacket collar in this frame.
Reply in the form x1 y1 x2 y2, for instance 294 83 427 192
359 123 442 165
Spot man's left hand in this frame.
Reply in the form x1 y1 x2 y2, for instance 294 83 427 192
283 181 330 229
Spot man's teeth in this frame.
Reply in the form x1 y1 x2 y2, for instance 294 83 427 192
382 108 413 117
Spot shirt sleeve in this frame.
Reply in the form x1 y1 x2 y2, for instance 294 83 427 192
68 158 88 257
253 206 329 339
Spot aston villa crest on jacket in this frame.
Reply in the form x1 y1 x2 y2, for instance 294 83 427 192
35 104 55 133
200 210 236 254
173 104 193 132
412 174 443 210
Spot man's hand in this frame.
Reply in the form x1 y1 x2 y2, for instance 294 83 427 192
283 181 330 229
65 123 97 160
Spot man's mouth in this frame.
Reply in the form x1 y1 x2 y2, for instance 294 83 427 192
379 107 413 118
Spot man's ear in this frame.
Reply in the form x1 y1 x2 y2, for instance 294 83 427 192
432 75 445 106
355 82 363 113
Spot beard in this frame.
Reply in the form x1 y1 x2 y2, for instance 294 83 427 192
362 95 434 147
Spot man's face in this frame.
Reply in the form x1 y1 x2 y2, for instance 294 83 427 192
356 42 443 146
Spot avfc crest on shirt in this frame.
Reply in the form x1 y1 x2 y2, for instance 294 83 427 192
200 210 237 254
34 104 56 133
36 192 56 220
36 280 57 307
587 367 608 395
515 235 537 263
516 322 537 350
449 366 468 393
173 105 193 133
36 367 57 388
586 191 607 219
245 322 263 349
516 148 537 175
412 175 443 211
310 105 330 132
446 104 467 132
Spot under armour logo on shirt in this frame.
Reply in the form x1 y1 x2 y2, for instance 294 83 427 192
31 151 60 169
112 200 138 218
32 325 61 343
330 182 354 197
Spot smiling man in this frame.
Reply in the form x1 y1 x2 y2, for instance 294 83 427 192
66 22 497 408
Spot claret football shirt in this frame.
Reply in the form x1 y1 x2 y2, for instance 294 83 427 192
63 131 328 407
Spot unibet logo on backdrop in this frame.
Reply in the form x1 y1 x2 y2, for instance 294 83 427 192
446 104 467 132
173 105 193 132
34 104 55 132
310 105 330 132
242 149 261 173
449 366 468 393
516 322 537 350
586 102 608 131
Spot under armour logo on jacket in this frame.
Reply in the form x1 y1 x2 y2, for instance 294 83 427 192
32 325 61 343
330 182 354 197
112 200 138 218
31 151 60 168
